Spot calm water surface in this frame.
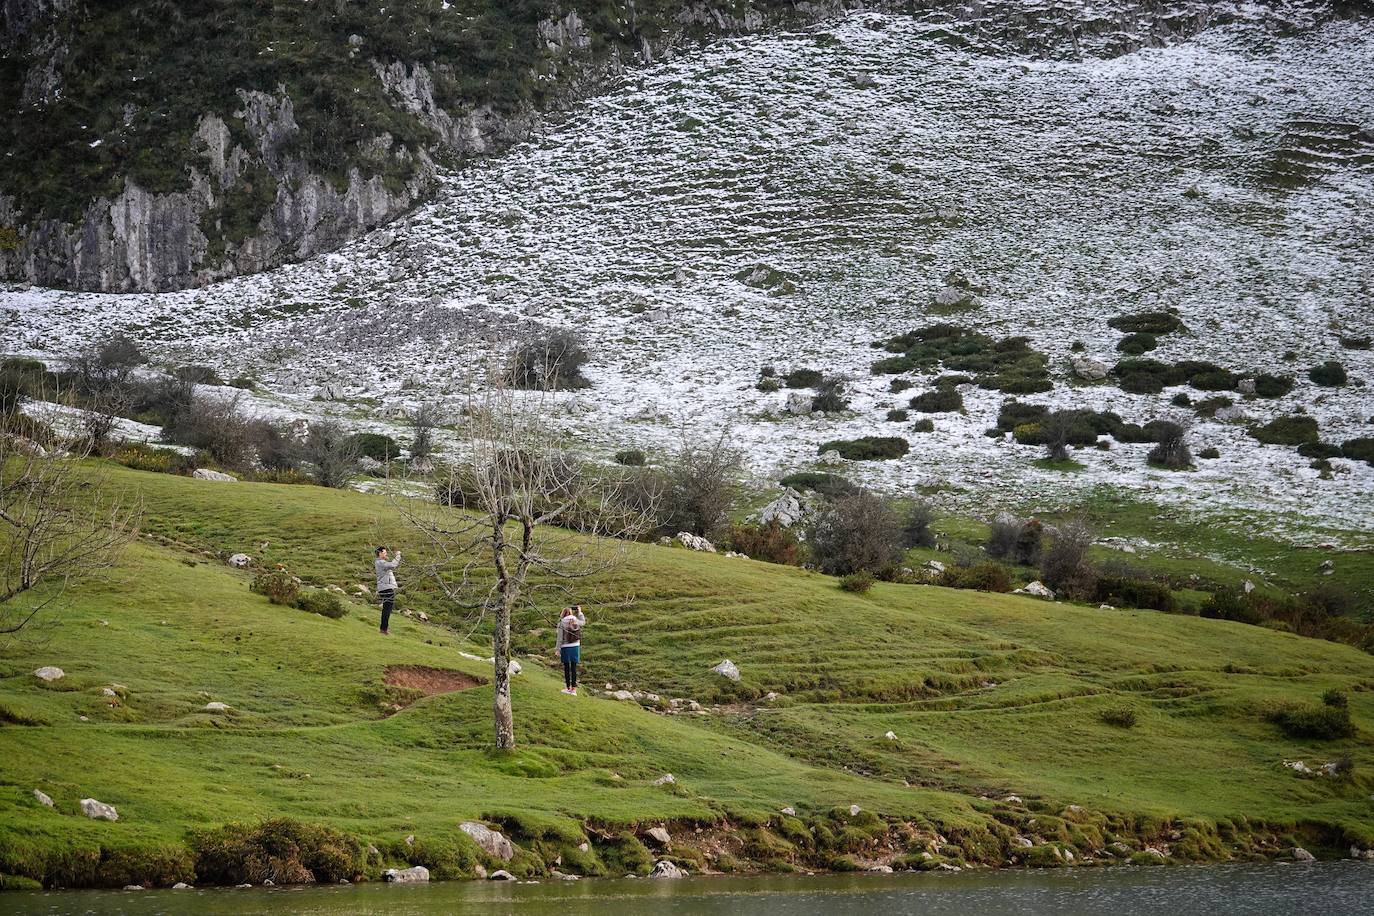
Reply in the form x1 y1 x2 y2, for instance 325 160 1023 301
3 863 1372 916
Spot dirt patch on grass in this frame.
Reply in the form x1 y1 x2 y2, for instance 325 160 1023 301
384 665 484 696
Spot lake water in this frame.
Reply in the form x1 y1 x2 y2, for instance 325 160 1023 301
4 863 1372 916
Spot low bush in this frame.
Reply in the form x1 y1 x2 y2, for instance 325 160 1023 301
251 568 298 605
889 378 914 393
1147 421 1193 470
1308 361 1347 387
871 324 1051 393
1116 332 1158 355
909 388 963 413
1171 392 1193 407
1249 416 1320 445
508 330 591 390
756 377 781 393
811 376 850 412
784 368 823 388
1341 437 1374 466
351 432 399 462
1268 703 1354 740
1296 441 1342 460
1107 310 1185 334
1322 688 1349 709
903 501 935 548
1253 373 1294 398
191 819 362 885
728 520 800 566
937 562 1013 593
1100 706 1138 728
839 571 875 593
1094 575 1177 612
1198 447 1220 459
1040 520 1095 599
818 437 909 461
110 443 195 475
1340 335 1371 350
911 418 935 433
886 408 909 422
294 589 347 619
778 472 856 497
174 364 224 386
614 449 647 467
986 515 1044 566
933 373 973 389
806 490 905 576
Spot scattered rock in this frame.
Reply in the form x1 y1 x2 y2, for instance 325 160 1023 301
652 773 677 786
1004 795 1024 805
358 456 384 474
612 689 635 702
1108 841 1133 857
263 879 275 886
172 882 193 889
1098 604 1114 610
756 488 807 527
489 870 515 881
1284 760 1313 775
203 702 231 712
818 449 844 466
1237 377 1257 395
1292 847 1315 862
32 666 64 682
676 532 716 552
1014 581 1054 599
884 730 898 741
192 468 237 482
649 859 683 879
123 884 145 891
460 821 515 861
227 553 252 568
924 559 946 574
711 659 740 681
785 391 813 416
1350 846 1374 860
102 687 117 697
384 866 430 883
781 806 796 816
80 798 119 821
645 827 672 848
762 691 780 702
849 804 862 816
869 864 894 873
1014 835 1033 848
1213 405 1246 423
33 789 54 807
1243 579 1255 594
1071 356 1109 381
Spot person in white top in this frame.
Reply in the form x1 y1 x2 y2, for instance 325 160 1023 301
555 605 586 695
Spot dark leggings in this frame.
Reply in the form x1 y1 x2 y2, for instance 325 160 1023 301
563 660 578 689
379 589 395 632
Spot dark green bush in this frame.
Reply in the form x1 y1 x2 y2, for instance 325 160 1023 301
351 432 400 461
933 373 973 389
192 819 361 886
784 368 823 388
508 331 591 390
811 376 850 412
1269 703 1354 740
1116 333 1158 355
1308 361 1347 387
1253 374 1294 398
909 388 963 413
1100 706 1138 728
871 325 1050 393
1249 416 1320 445
818 437 909 461
1111 358 1185 394
756 377 781 393
937 562 1013 593
1193 396 1234 418
1094 575 1177 613
889 378 914 393
174 365 224 386
250 569 298 606
1198 447 1220 459
1322 688 1349 709
886 408 909 422
728 520 800 566
1108 311 1185 334
1171 392 1193 407
779 472 857 497
615 449 647 467
911 418 935 432
1296 441 1342 460
1341 437 1374 466
294 589 347 619
1340 335 1371 350
839 571 875 593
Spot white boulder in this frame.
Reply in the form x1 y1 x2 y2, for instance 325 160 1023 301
645 827 672 848
80 798 119 821
849 804 862 816
884 730 898 741
192 468 237 482
711 659 740 681
384 866 430 883
649 859 683 879
172 882 193 889
1014 581 1055 599
33 666 64 682
781 806 796 816
675 532 716 552
1070 357 1108 381
203 702 231 712
1292 847 1315 862
652 773 677 786
33 789 54 807
489 870 515 881
227 553 252 568
819 449 844 466
756 488 806 528
785 391 813 416
460 821 515 861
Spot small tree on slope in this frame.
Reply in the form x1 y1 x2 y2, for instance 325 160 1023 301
399 371 656 748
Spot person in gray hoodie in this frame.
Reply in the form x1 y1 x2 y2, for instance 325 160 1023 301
375 546 401 635
555 605 586 695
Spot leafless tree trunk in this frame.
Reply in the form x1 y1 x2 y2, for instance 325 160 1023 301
398 370 656 749
0 432 141 643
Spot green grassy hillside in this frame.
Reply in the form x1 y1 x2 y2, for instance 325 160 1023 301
1 465 1372 888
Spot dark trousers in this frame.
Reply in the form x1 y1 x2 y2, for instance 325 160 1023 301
378 589 395 632
562 660 578 689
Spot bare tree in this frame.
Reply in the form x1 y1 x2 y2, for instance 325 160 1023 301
301 421 361 488
661 431 742 539
0 433 140 642
400 374 656 748
408 403 442 461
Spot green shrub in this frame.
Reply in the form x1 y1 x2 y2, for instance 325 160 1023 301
1269 703 1354 740
811 376 850 412
1249 416 1320 445
1296 441 1342 460
818 437 909 461
1198 447 1220 459
1111 358 1185 394
1116 333 1158 355
839 571 875 593
784 368 823 388
1322 688 1348 709
871 325 1050 393
933 373 973 389
1308 361 1347 387
191 819 361 886
1341 438 1374 466
1108 311 1185 334
910 388 963 413
729 520 800 566
250 568 298 605
756 377 781 393
351 432 400 461
911 419 935 435
1100 706 1138 728
229 376 257 390
1253 374 1294 398
174 365 224 385
937 562 1013 593
111 443 194 474
779 472 857 497
1340 335 1371 350
1171 392 1193 407
294 589 347 619
1093 575 1177 612
886 408 909 422
889 378 914 393
0 875 43 890
615 449 647 467
599 835 653 875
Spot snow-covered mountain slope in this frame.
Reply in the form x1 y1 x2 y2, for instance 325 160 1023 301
6 9 1373 534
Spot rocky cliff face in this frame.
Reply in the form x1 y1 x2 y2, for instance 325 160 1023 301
0 1 1350 293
